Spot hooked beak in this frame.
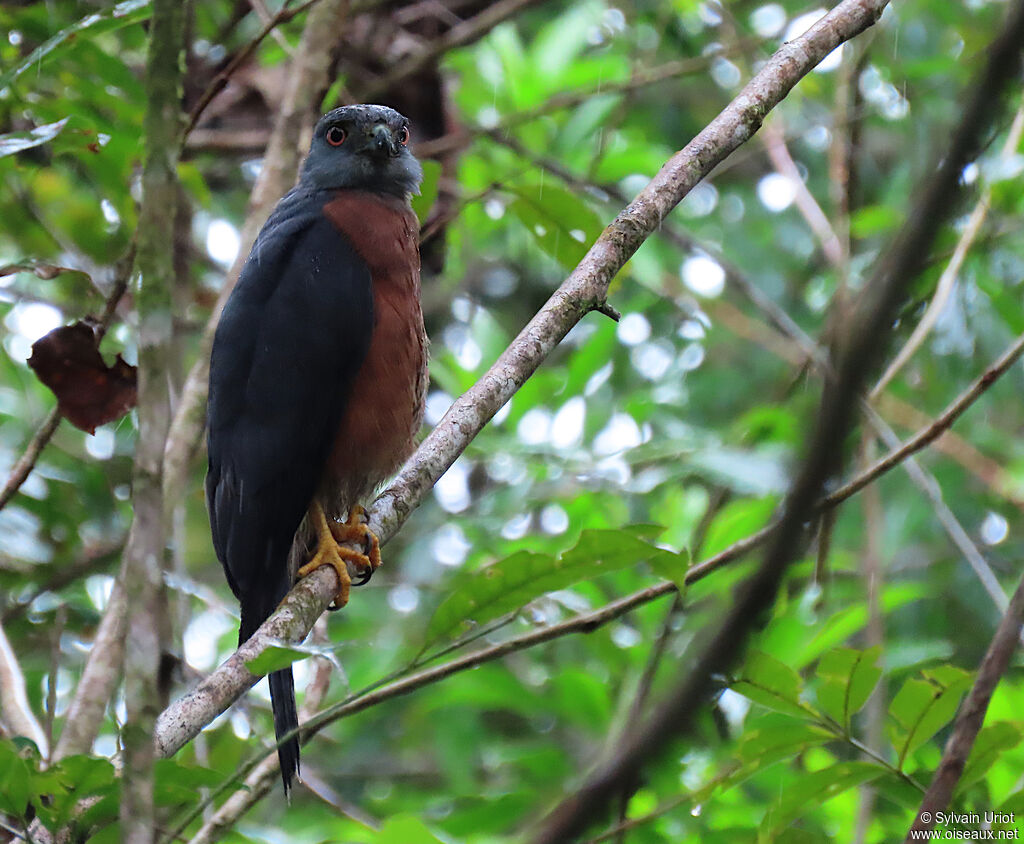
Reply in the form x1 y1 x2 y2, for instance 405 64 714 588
367 124 400 158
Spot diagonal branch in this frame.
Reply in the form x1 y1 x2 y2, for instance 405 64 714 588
154 0 895 766
905 566 1024 840
0 620 48 756
361 0 550 102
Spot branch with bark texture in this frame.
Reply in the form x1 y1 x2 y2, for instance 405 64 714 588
154 0 895 773
119 0 184 839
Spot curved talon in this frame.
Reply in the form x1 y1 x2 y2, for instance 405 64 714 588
298 502 380 608
299 501 385 606
326 504 381 588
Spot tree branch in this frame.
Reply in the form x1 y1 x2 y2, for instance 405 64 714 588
0 620 48 756
905 566 1024 840
872 103 1024 399
53 582 127 761
119 0 184 838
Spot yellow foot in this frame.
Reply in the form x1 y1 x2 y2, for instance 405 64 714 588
297 503 381 609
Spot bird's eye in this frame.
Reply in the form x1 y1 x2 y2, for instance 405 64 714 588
326 126 347 146
398 126 410 146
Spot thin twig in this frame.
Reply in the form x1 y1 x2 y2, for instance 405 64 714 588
761 116 845 271
184 0 317 138
0 409 62 513
823 330 1024 510
872 103 1024 399
361 0 550 101
413 48 752 159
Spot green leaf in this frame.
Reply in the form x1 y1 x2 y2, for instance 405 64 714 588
423 526 678 648
889 667 972 765
646 545 690 593
0 741 31 816
736 720 833 767
849 204 902 239
731 652 813 719
375 814 450 844
815 646 882 730
955 722 1023 796
412 159 441 225
701 496 777 560
507 181 603 269
0 0 152 91
796 583 925 665
761 761 886 836
245 644 312 676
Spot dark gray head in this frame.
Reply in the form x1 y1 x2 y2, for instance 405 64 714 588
300 104 423 198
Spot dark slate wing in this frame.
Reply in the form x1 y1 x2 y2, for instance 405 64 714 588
205 187 374 627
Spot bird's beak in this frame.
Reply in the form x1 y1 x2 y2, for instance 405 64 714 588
368 124 400 158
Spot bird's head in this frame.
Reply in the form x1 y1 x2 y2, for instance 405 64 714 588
300 104 423 198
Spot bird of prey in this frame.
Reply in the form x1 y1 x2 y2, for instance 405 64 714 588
206 104 426 796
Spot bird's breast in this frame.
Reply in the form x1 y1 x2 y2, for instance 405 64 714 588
321 192 427 508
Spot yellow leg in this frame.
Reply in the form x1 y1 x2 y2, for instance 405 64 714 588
296 502 380 609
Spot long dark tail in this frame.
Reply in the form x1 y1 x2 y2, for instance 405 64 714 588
239 589 300 797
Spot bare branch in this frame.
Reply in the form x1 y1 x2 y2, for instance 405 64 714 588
872 104 1024 398
761 117 845 270
184 0 317 138
823 330 1024 510
0 408 61 513
905 567 1024 840
0 621 48 756
361 0 551 101
53 582 127 761
165 316 1024 835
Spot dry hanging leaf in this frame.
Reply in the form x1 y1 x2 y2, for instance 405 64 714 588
27 321 137 434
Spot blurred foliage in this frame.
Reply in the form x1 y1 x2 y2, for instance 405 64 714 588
1 0 1024 842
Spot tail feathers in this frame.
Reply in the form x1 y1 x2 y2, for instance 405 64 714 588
239 589 300 797
269 668 301 797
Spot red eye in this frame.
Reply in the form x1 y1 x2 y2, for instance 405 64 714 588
398 125 410 146
326 126 346 146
